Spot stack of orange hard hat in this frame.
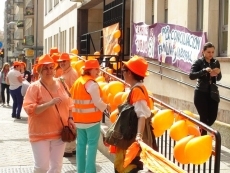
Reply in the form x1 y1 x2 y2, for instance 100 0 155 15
51 53 61 63
50 47 59 56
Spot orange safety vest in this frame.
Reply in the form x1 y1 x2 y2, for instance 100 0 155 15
71 75 103 123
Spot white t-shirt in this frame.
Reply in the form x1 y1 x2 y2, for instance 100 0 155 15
7 69 22 90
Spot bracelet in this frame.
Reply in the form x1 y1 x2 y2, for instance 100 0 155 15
136 132 143 137
68 117 73 120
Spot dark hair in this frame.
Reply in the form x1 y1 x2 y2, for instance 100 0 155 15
123 66 144 82
203 42 215 51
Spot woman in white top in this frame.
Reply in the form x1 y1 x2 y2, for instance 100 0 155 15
0 63 10 106
6 61 24 119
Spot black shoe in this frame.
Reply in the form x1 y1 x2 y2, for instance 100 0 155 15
63 152 73 157
16 117 22 120
72 150 76 155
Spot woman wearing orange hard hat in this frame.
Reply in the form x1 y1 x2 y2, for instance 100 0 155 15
6 61 24 119
70 59 110 173
23 54 76 173
113 55 158 173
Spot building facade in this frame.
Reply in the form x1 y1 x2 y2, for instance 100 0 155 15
3 0 44 69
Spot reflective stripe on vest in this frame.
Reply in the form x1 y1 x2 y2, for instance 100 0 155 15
72 107 99 113
73 99 93 104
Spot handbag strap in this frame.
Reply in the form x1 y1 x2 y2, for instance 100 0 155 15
40 80 65 127
59 77 71 97
126 85 145 103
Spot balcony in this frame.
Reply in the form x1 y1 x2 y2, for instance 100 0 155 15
24 35 34 46
17 20 24 28
7 25 15 31
24 6 34 17
7 4 14 10
14 30 23 40
14 0 24 7
7 9 14 15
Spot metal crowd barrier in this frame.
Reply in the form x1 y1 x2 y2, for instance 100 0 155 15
76 54 221 173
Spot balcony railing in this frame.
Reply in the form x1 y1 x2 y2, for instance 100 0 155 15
14 0 24 7
17 20 24 28
24 6 34 16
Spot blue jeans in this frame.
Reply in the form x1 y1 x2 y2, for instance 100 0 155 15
77 123 100 173
9 86 23 118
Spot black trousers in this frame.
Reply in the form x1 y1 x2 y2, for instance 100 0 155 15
194 89 218 135
1 83 10 104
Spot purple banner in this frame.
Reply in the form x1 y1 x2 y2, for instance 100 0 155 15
131 23 208 73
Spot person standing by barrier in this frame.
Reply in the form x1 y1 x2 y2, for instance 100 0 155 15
6 61 24 119
114 55 158 173
70 59 110 173
189 42 222 135
0 63 10 107
23 54 75 173
57 53 79 157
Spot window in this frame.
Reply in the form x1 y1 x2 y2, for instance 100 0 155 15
69 27 74 52
54 0 59 6
48 36 52 52
152 0 154 24
48 0 53 12
164 0 168 23
45 38 47 54
45 0 47 15
54 34 58 47
197 0 203 31
219 0 228 56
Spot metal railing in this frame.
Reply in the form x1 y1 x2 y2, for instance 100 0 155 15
76 55 221 173
147 60 230 102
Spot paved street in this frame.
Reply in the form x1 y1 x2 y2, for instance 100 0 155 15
0 102 114 173
0 101 230 173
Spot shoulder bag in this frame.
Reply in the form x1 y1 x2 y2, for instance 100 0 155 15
104 85 158 150
210 83 220 103
40 80 76 142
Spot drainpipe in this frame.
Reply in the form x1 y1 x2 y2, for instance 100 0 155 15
130 0 134 57
35 0 38 60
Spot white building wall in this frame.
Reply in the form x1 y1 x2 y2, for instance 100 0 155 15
43 1 78 54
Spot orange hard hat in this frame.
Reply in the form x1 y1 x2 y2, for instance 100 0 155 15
13 61 21 67
19 61 26 68
122 55 149 77
57 53 70 62
51 53 61 62
36 54 57 71
83 59 100 70
50 47 59 55
71 48 78 55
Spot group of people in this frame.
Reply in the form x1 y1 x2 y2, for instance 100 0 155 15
0 61 31 119
0 41 222 173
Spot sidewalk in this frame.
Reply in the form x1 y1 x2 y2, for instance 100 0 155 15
1 102 230 173
0 102 114 173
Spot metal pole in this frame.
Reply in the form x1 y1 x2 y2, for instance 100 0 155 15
35 0 38 60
